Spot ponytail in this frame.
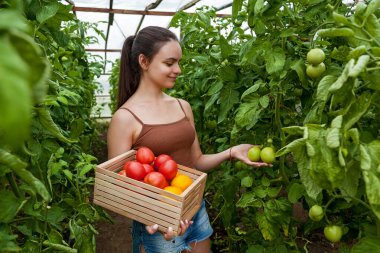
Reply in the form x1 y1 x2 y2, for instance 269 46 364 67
118 35 140 108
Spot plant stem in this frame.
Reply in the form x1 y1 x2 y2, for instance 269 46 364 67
6 173 21 198
275 89 289 184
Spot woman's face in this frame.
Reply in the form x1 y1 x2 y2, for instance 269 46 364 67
142 40 182 89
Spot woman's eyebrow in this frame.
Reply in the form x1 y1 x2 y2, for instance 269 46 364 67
164 57 181 61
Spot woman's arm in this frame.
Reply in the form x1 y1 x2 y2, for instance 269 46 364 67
107 109 136 159
179 99 270 171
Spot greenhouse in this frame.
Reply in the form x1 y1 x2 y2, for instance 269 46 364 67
1 0 380 252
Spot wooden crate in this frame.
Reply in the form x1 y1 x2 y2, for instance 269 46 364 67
93 150 207 235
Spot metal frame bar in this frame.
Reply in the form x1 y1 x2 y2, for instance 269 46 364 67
72 6 230 17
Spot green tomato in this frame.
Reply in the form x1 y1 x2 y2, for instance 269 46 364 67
307 48 325 65
294 88 303 97
306 62 326 79
247 146 261 162
61 56 68 62
324 225 343 243
260 147 275 163
308 205 324 221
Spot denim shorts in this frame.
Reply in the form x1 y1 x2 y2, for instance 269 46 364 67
132 199 213 253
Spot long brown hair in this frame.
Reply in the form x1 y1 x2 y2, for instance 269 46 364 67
117 26 179 109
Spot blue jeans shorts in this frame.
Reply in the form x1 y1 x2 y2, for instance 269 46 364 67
132 199 213 253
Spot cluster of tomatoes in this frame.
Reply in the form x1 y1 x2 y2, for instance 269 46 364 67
306 48 326 79
118 147 192 195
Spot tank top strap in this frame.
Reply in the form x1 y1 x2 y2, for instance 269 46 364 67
176 99 187 117
119 107 144 125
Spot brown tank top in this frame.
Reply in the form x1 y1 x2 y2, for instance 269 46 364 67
120 99 196 168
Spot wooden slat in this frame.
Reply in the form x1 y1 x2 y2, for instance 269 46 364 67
182 203 201 223
93 198 180 235
97 150 136 169
95 183 180 219
94 189 179 224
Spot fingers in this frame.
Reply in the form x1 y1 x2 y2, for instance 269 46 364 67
145 224 158 234
178 219 193 236
163 226 174 241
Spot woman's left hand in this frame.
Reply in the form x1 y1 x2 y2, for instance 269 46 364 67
230 144 272 167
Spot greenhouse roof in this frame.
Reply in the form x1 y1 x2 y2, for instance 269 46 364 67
69 0 233 118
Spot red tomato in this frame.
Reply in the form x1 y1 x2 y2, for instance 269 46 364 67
124 161 146 181
142 164 154 174
136 147 155 164
154 154 172 170
144 172 167 189
158 159 178 181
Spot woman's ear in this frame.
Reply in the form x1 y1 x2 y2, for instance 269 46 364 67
138 54 149 70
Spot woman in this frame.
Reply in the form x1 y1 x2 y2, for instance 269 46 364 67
107 26 269 253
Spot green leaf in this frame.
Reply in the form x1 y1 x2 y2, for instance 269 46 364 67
349 55 370 78
236 192 260 208
265 47 285 74
363 0 380 20
254 0 265 15
0 33 31 148
241 80 262 100
287 183 305 204
35 107 76 143
218 88 239 123
37 2 59 24
329 59 355 93
332 12 350 25
207 80 223 96
317 75 336 102
276 138 305 157
0 149 51 201
232 0 244 18
241 176 253 188
219 66 237 82
290 59 307 86
292 142 323 200
219 36 233 58
343 92 372 131
331 115 343 129
0 229 20 252
235 95 262 129
352 236 380 253
0 190 23 223
326 128 340 149
259 95 269 108
0 10 29 31
318 28 355 37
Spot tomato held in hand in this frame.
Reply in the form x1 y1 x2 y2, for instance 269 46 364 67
154 154 172 170
124 161 146 181
247 146 261 162
158 159 178 181
309 205 324 221
260 147 275 163
136 147 155 164
324 225 343 243
144 172 168 189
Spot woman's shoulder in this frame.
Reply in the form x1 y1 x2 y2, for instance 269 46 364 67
110 107 136 125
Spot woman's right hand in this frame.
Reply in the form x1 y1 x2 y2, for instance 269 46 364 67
145 219 193 240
